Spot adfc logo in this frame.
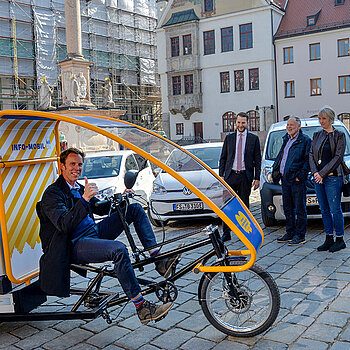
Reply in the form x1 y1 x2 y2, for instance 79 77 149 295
235 211 252 234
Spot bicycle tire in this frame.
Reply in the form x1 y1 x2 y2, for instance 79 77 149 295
199 260 280 337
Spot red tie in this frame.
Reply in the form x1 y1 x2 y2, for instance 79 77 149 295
237 133 243 171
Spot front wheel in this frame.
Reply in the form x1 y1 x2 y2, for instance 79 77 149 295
200 260 280 337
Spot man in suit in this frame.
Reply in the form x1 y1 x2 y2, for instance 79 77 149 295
219 112 262 241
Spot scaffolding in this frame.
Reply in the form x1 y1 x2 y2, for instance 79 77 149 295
0 0 162 130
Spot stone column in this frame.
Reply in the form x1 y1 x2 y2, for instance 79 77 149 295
65 0 83 59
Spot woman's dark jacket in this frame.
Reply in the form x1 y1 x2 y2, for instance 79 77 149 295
36 175 109 297
309 128 350 178
272 129 311 183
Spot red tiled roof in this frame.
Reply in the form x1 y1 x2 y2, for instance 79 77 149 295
275 0 350 39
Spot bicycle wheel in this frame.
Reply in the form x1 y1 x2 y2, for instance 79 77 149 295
200 260 280 337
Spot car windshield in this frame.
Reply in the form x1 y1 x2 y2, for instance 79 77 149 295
165 146 222 172
80 155 122 179
266 125 350 160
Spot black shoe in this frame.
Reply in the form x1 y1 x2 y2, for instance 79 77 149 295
221 233 231 242
277 233 294 243
329 237 346 253
155 245 183 279
137 300 173 325
288 236 306 246
317 235 334 251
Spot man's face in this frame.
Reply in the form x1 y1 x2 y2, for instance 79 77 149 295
286 118 300 138
236 116 248 133
61 153 83 186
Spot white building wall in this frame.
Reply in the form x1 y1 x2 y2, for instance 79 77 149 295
158 7 282 141
276 27 350 120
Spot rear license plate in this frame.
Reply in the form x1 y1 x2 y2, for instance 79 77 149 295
306 196 318 205
173 202 204 211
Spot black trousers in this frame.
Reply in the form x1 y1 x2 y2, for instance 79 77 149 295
223 171 251 235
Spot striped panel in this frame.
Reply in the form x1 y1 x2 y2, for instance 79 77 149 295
0 119 56 162
1 162 57 256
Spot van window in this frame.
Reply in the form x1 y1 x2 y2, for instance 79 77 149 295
265 125 350 160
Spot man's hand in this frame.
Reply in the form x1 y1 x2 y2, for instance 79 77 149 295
314 172 323 184
123 188 135 195
252 179 260 191
82 176 98 202
296 177 300 182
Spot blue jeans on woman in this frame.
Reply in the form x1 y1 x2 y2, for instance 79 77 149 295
314 176 344 237
71 203 157 299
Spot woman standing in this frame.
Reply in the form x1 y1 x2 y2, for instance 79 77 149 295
309 106 348 252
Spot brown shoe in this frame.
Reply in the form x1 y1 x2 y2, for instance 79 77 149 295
137 300 173 325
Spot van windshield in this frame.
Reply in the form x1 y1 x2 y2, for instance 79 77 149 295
266 126 350 160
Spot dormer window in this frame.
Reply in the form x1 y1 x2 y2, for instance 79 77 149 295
204 0 214 12
307 16 316 26
335 0 344 6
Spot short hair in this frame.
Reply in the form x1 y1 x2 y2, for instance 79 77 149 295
319 106 335 124
287 116 301 125
236 112 248 122
60 148 85 165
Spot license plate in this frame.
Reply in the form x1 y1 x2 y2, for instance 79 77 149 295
173 202 204 211
306 196 318 205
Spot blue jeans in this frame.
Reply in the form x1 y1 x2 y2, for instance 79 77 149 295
314 176 344 237
282 178 307 238
71 203 157 299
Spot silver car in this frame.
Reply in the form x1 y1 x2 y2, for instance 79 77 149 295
148 142 223 226
260 118 350 226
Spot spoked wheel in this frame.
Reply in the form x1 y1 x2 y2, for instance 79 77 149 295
200 260 280 337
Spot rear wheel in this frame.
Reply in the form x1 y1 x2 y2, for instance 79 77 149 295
200 260 280 337
261 203 277 227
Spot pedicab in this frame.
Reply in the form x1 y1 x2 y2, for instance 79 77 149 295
0 110 280 337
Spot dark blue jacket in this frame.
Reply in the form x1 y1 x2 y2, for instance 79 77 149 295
272 129 311 183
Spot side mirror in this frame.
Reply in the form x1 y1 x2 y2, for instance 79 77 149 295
124 170 138 189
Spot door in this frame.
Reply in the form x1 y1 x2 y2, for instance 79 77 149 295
193 122 203 139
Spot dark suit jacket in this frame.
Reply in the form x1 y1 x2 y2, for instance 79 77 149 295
219 131 262 184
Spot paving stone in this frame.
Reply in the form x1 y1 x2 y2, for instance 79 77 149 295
82 315 117 333
177 311 210 333
264 322 307 344
42 328 93 350
288 281 317 294
69 344 99 350
308 266 338 277
9 325 39 339
329 297 350 313
151 328 196 349
306 286 341 302
0 333 20 349
212 339 249 350
330 341 350 350
318 311 350 327
289 338 329 350
104 345 127 350
303 323 342 342
53 320 86 333
340 324 350 341
175 299 200 313
86 325 130 348
180 336 216 350
329 272 350 281
138 345 160 350
118 315 142 331
196 325 227 343
293 300 328 317
282 313 315 327
15 329 61 350
152 310 189 331
252 339 288 349
339 284 350 297
116 326 161 349
280 268 308 281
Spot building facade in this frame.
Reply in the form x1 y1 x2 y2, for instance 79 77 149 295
156 0 287 142
275 0 350 125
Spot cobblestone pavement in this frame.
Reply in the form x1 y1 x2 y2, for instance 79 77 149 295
1 189 350 349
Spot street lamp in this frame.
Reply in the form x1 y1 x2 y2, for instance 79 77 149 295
255 105 274 131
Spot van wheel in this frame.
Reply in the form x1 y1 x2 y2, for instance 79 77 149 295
147 207 165 227
261 204 277 227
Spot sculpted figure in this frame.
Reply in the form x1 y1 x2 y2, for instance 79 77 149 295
38 77 55 110
77 72 87 99
102 78 115 108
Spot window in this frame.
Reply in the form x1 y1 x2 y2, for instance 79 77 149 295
285 81 295 98
203 30 215 55
338 113 350 130
184 74 193 94
310 43 320 60
247 110 260 131
249 68 259 90
171 37 179 57
283 47 294 64
172 76 181 95
220 72 230 93
239 23 253 50
234 70 244 91
339 75 350 93
183 34 192 55
222 111 236 132
307 16 316 26
338 38 349 57
204 0 214 12
176 123 184 135
221 27 233 52
335 0 344 5
310 78 321 95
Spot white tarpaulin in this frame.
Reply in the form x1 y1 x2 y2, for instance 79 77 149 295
33 8 58 86
140 58 156 85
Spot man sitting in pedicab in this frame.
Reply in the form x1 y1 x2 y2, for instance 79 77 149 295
37 147 178 324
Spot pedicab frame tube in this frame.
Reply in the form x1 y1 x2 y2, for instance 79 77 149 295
0 110 264 285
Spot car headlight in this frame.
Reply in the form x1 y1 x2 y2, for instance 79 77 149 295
263 168 274 184
152 183 167 194
96 186 117 200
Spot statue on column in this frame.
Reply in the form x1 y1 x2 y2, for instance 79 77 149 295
64 73 81 107
77 72 87 99
102 77 115 108
38 77 56 110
